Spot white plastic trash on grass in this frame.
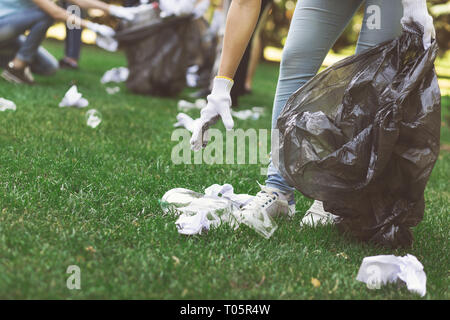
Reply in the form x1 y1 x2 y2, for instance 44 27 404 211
106 86 120 95
232 107 264 120
85 109 102 128
59 85 89 108
356 254 427 297
160 184 278 238
177 99 206 112
0 98 16 111
101 67 129 84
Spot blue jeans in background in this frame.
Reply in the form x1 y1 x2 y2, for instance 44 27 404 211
265 0 403 194
0 7 58 75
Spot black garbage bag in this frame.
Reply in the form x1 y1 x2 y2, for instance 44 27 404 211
116 14 201 96
275 22 441 248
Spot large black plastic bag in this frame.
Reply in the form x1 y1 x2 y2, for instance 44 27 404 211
275 22 441 248
117 15 201 96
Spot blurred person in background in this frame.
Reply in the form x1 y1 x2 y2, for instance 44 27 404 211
58 0 83 69
0 0 136 85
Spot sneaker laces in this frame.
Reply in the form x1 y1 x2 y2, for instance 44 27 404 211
242 184 278 211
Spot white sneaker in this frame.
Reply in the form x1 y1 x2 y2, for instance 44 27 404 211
241 185 296 219
234 185 295 239
300 200 337 227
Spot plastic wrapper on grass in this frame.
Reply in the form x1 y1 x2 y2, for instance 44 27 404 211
160 185 278 238
275 22 441 248
85 109 102 129
0 98 16 111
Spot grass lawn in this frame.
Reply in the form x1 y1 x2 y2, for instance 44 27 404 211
0 40 448 299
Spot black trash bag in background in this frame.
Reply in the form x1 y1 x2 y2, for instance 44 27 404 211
117 15 201 96
275 22 441 248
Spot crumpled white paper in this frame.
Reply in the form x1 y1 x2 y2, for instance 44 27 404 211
356 254 427 297
164 184 254 236
0 98 16 111
59 85 89 108
106 86 120 95
101 67 129 84
173 113 199 132
232 107 264 120
85 109 102 128
175 211 210 235
177 99 206 112
204 184 254 208
96 34 118 52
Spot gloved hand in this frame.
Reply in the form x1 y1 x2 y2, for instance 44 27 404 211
109 5 136 21
190 77 234 151
86 22 116 38
401 0 436 49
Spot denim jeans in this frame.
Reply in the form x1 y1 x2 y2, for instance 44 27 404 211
0 7 58 75
265 0 403 194
61 0 83 60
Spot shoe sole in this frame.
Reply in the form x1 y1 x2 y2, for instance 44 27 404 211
1 70 31 85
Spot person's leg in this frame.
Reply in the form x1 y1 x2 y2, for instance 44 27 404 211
0 8 54 83
355 0 403 54
12 35 59 76
10 9 54 66
61 0 83 68
65 28 82 61
245 0 272 92
265 0 364 193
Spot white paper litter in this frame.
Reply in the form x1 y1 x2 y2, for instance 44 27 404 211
186 65 199 87
85 109 102 128
175 211 210 235
59 85 89 108
204 184 254 208
106 86 120 95
173 113 200 132
0 98 16 111
177 99 206 112
162 184 255 236
101 67 129 84
96 34 118 52
232 107 264 120
356 254 427 297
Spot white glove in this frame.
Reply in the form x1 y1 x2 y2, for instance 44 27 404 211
190 77 234 151
401 0 436 50
86 22 116 38
109 5 136 21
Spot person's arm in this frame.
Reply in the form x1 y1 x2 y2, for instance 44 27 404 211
68 0 137 21
32 0 115 36
66 0 110 12
190 0 262 151
218 0 261 78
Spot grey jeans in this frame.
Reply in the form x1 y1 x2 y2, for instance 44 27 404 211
266 0 403 193
0 7 58 75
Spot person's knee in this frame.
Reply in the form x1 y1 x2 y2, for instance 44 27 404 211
279 44 320 81
34 10 55 30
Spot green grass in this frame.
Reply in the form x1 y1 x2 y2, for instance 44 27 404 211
0 40 448 299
